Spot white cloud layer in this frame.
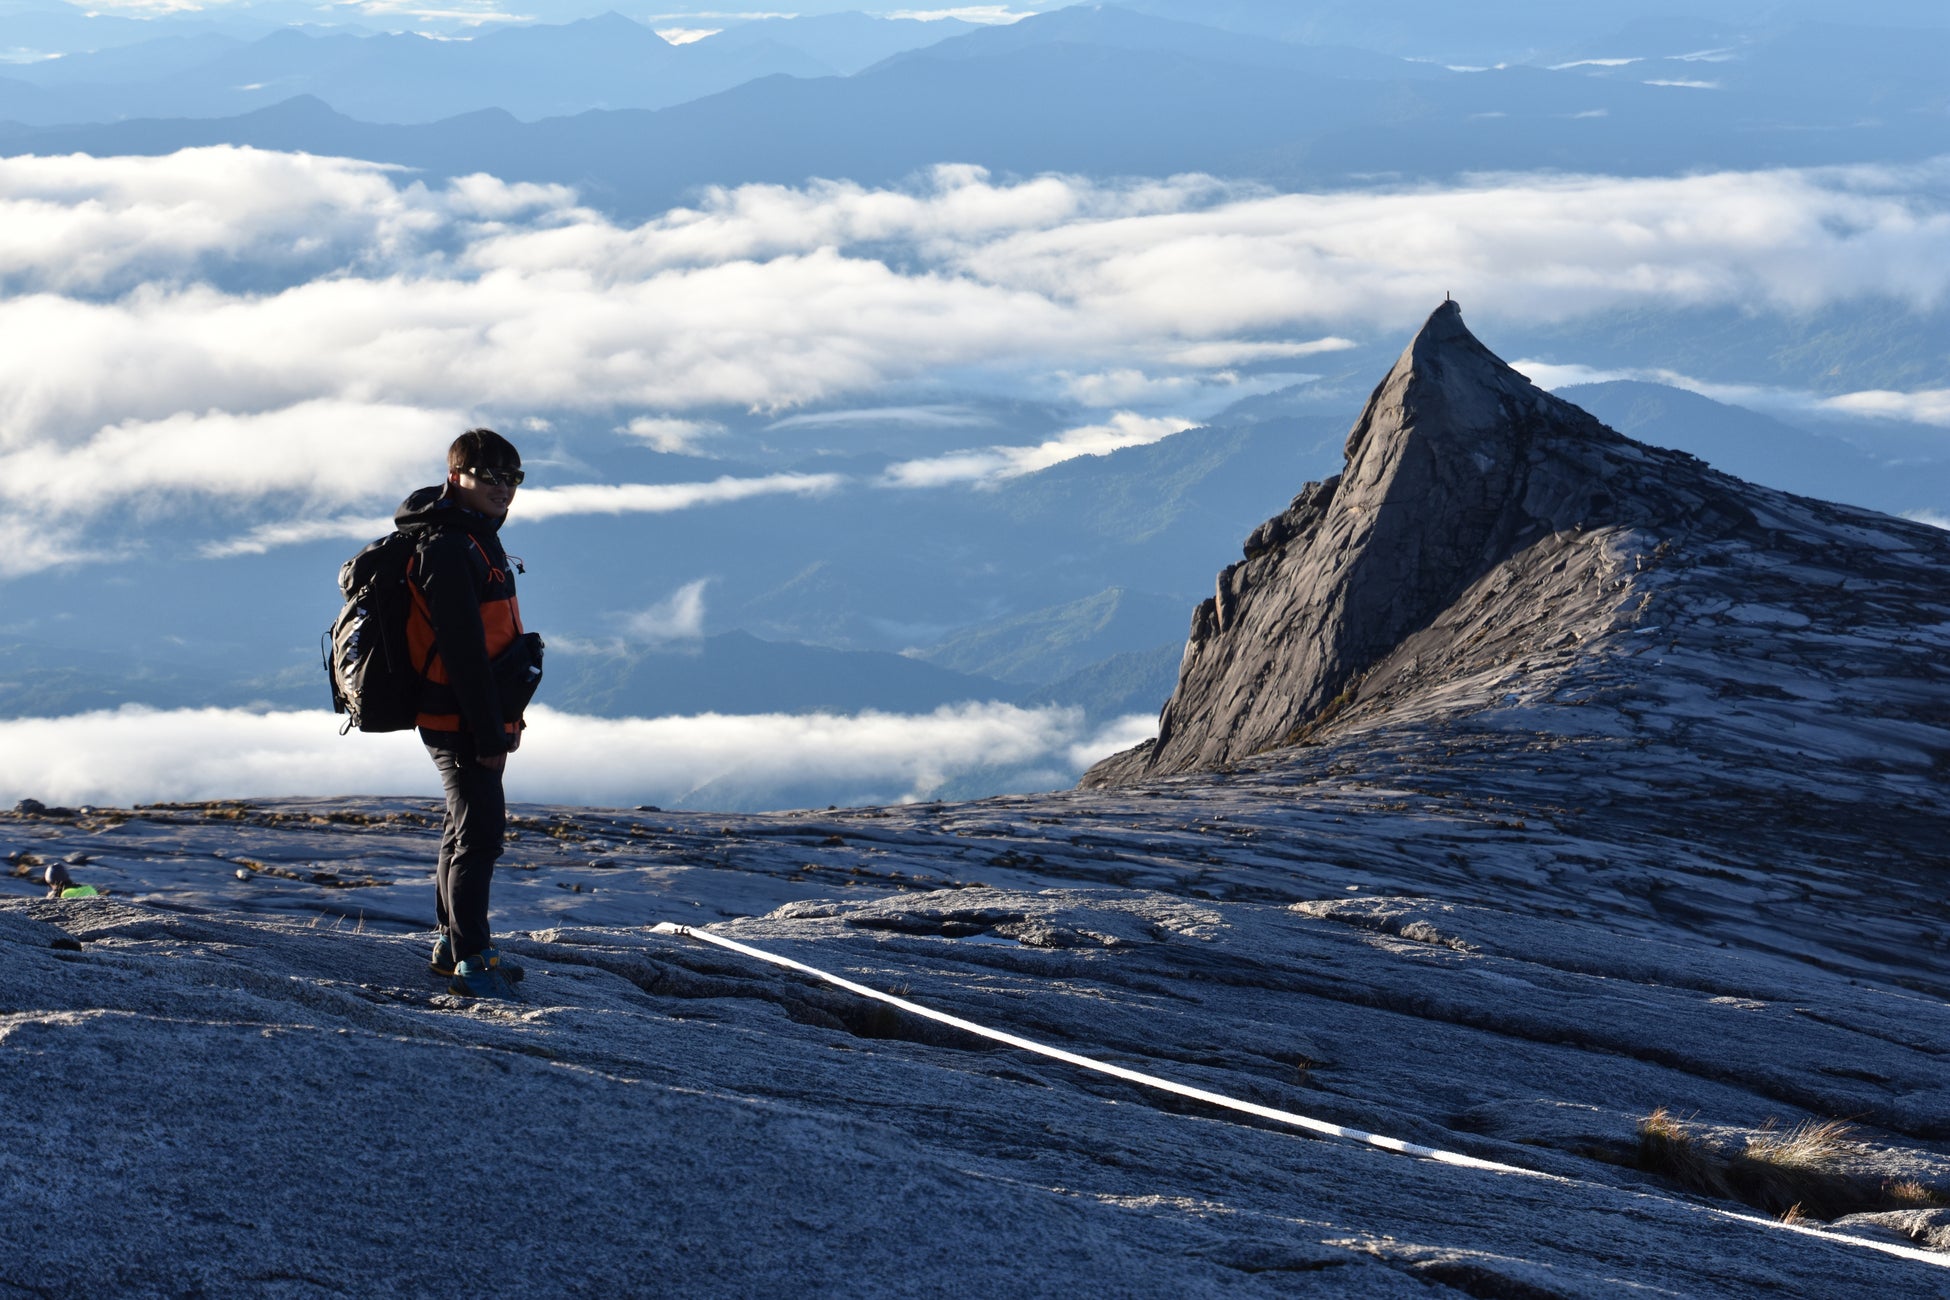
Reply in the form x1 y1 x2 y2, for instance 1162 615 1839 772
1162 338 1354 367
765 405 994 431
199 472 844 557
886 7 1034 23
7 148 1950 572
0 703 1154 809
0 400 459 515
625 579 710 644
512 473 844 520
619 415 723 454
883 412 1197 486
1820 388 1950 427
348 0 533 25
201 514 396 560
0 150 571 296
0 517 107 579
1523 360 1950 429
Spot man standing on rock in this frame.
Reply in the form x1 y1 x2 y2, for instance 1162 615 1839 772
397 428 537 1000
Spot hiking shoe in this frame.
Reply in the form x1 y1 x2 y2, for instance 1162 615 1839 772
432 935 522 982
449 948 520 1000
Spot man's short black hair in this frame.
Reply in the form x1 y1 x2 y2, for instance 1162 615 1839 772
448 428 520 474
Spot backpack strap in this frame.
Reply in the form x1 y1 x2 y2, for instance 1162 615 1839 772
404 533 443 682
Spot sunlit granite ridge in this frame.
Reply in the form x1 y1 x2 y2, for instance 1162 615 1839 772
1085 298 1947 786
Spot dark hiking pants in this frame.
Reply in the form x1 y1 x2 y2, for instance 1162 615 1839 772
428 742 505 961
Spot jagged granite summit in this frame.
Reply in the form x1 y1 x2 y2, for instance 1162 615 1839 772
1086 299 1806 783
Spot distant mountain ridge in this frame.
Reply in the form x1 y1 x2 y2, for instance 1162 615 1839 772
910 587 1189 686
1556 380 1930 516
870 5 1444 81
0 11 981 125
9 8 1948 217
553 629 1009 718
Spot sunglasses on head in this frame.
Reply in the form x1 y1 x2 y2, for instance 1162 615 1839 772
466 465 525 488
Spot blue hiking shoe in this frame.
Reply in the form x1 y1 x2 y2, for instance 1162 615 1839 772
432 935 521 982
449 948 520 1000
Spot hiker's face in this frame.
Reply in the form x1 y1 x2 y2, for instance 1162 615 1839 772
450 467 518 516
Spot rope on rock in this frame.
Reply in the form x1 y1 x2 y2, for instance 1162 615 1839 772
651 922 1950 1271
653 921 1527 1172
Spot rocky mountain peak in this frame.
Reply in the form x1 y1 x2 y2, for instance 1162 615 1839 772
1342 296 1534 465
1081 299 1908 785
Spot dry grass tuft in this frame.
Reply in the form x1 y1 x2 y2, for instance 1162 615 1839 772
1745 1117 1856 1171
1637 1107 1733 1200
1637 1108 1945 1224
1886 1180 1950 1209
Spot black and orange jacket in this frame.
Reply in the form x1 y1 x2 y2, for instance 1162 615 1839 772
395 485 524 754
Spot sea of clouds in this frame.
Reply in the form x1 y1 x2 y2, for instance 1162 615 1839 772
6 148 1950 577
0 703 1158 809
6 146 1949 807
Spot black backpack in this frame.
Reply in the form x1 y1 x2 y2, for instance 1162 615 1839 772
323 531 428 734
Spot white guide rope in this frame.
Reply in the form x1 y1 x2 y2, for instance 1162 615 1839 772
653 921 1527 1173
652 922 1950 1271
